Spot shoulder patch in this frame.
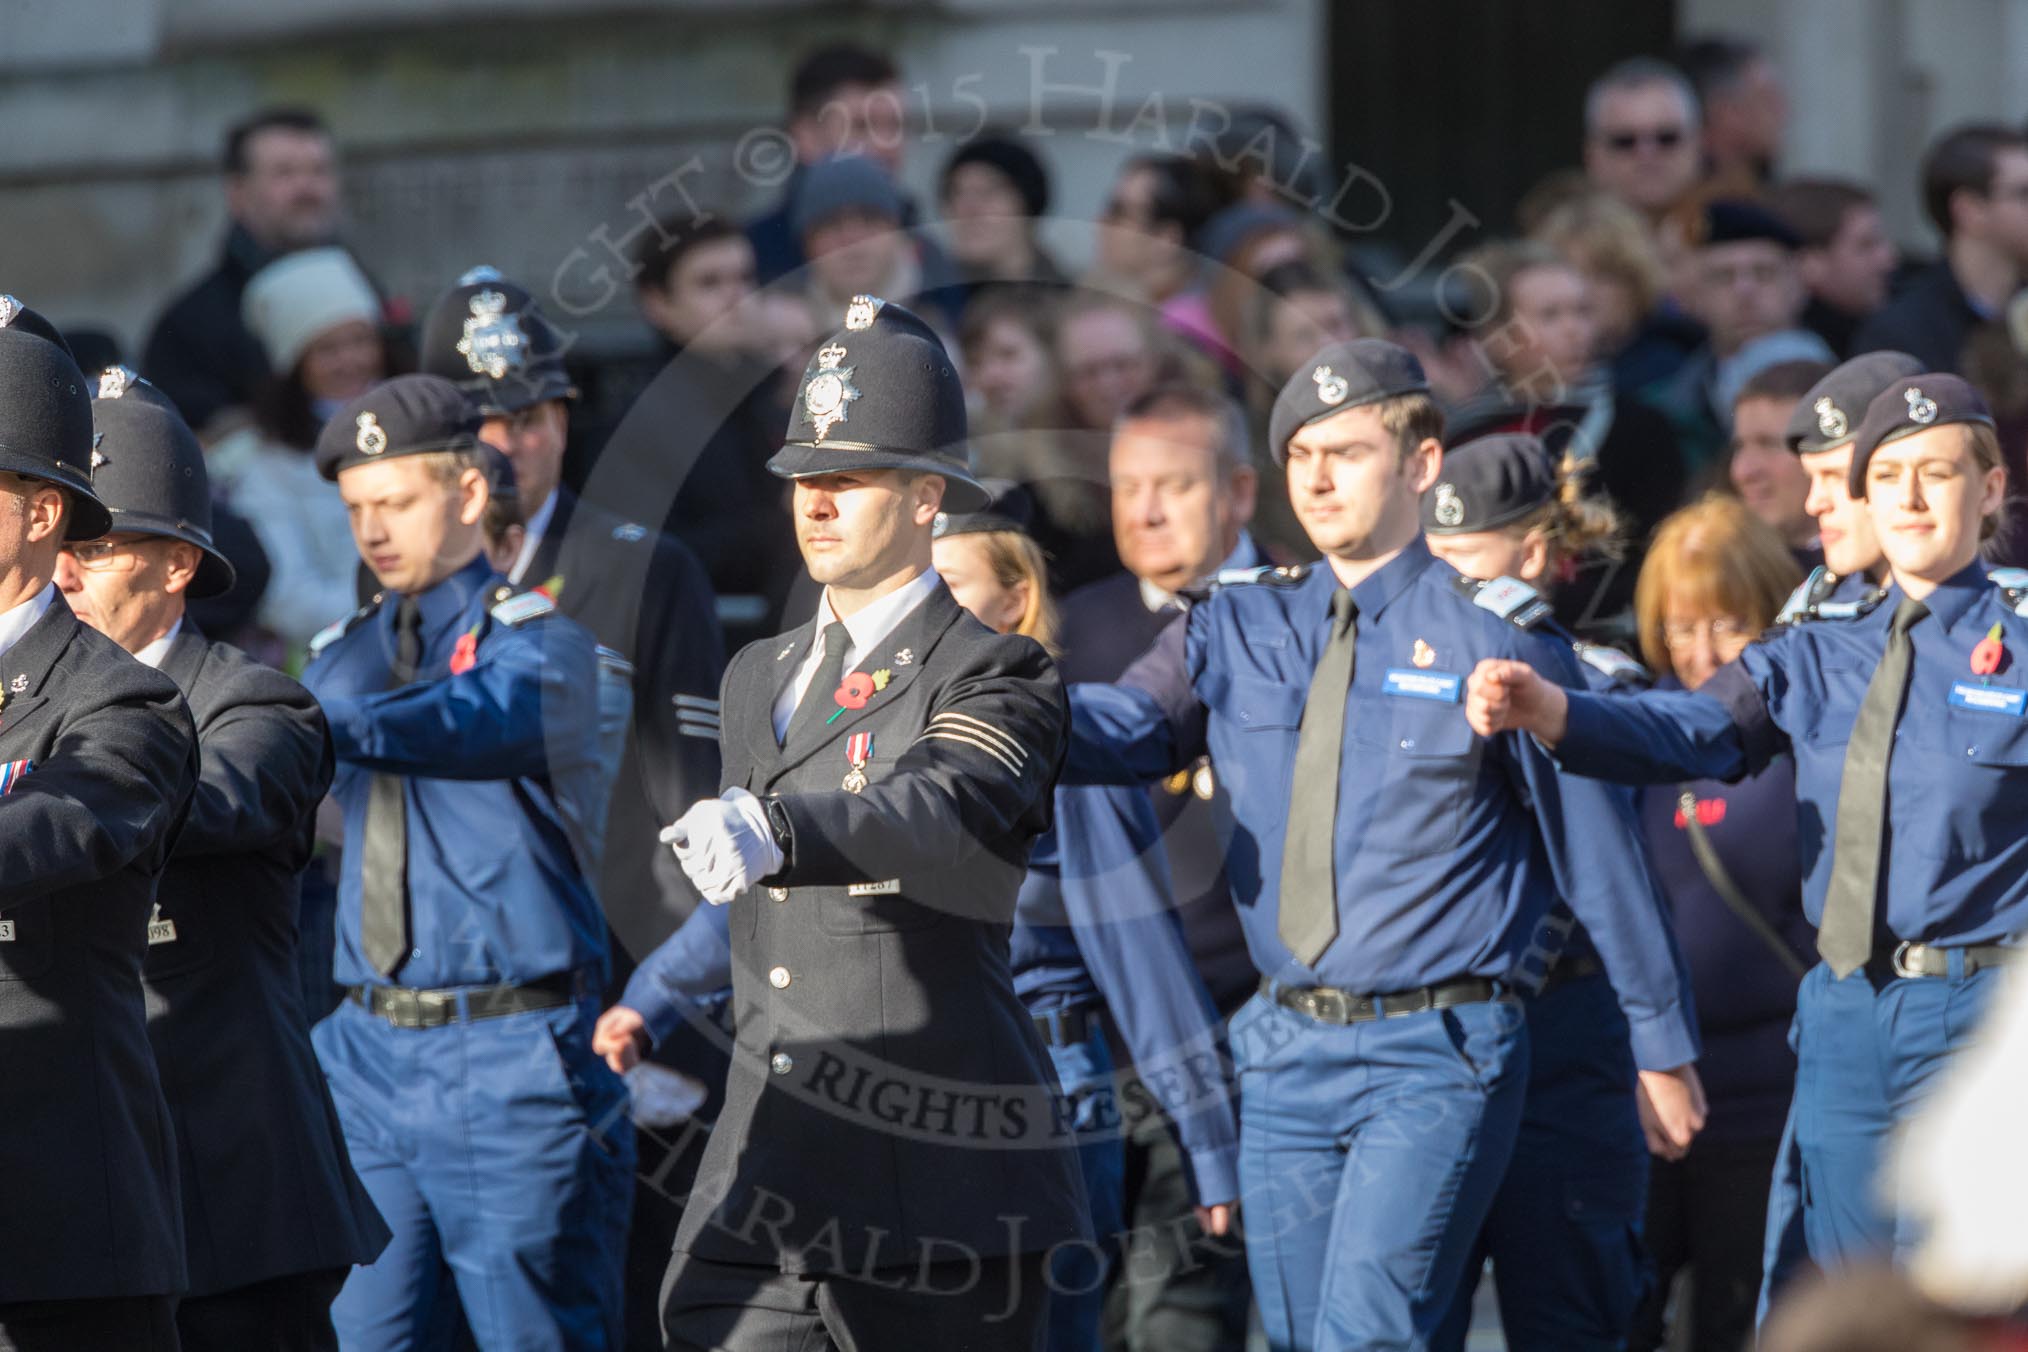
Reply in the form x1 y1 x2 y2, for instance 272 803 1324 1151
307 600 381 659
1456 573 1553 629
1809 588 1890 622
612 522 648 543
1572 641 1651 687
490 591 557 626
1212 564 1305 588
1775 565 1843 623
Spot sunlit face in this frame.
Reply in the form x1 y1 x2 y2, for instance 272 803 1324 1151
1863 425 2006 586
1584 82 1701 214
1426 526 1547 586
55 534 198 652
228 127 340 251
1729 397 1815 547
1058 308 1155 431
338 456 487 595
1491 264 1596 394
1659 604 1753 691
932 534 1027 636
792 468 941 591
642 235 758 353
1095 164 1164 283
1801 204 1897 315
968 316 1051 422
0 474 65 578
298 318 384 403
1283 404 1437 561
1109 414 1252 594
1693 240 1803 356
478 399 568 516
1799 443 1881 578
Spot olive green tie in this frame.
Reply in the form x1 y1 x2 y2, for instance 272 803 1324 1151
1279 587 1356 966
1818 596 1927 978
360 596 422 978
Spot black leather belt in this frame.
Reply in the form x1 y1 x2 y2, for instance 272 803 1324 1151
1865 941 2016 984
345 971 585 1030
1538 953 1605 994
1033 1003 1098 1048
1263 975 1506 1025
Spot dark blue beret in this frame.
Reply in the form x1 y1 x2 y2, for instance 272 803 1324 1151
315 374 484 481
1848 372 1995 497
1423 433 1558 535
1784 351 1924 454
1266 338 1429 466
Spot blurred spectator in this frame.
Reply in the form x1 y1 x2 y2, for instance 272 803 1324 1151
1199 201 1343 379
1533 187 1704 392
1054 385 1260 1352
1238 260 1377 560
144 107 344 435
1191 103 1329 207
1678 35 1789 191
208 246 385 656
1627 495 1811 1352
1093 153 1229 358
1768 178 1900 357
745 44 909 286
934 134 1067 315
792 155 953 336
959 287 1061 434
1055 292 1166 435
1450 239 1688 636
1853 123 2028 374
605 213 796 651
1583 58 1705 226
1649 199 1831 474
754 290 820 410
1726 358 1830 562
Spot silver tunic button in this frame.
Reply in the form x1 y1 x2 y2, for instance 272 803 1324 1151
769 966 791 989
768 886 789 902
770 1051 794 1075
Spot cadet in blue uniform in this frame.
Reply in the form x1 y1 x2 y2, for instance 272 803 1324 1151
0 301 198 1352
601 486 1240 1352
62 384 389 1351
300 375 632 1351
1067 340 1704 1351
1421 433 1661 1352
1467 372 2024 1283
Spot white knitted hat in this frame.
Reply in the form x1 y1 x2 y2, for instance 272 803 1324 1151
241 246 379 373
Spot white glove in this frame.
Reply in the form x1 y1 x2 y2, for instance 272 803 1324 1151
659 788 783 904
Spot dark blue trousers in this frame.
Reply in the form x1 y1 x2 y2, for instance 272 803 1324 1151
1230 990 1528 1351
313 996 635 1351
1042 1025 1127 1352
1432 970 1648 1351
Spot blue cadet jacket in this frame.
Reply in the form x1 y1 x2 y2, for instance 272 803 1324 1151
1553 560 2028 948
303 553 609 988
1068 539 1701 1072
622 780 1243 1205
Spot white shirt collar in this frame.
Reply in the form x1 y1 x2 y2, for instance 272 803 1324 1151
772 568 944 741
510 490 561 584
0 584 55 662
132 617 184 670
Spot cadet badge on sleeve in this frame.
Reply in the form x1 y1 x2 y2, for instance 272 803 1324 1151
843 732 873 793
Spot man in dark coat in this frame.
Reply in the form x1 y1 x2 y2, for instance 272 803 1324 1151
0 303 198 1351
141 108 346 434
63 380 390 1351
616 295 1088 1349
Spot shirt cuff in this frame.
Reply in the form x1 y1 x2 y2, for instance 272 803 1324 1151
1626 1002 1703 1073
1180 1142 1242 1210
619 966 692 1049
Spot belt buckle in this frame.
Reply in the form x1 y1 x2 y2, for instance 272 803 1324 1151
1891 942 1922 980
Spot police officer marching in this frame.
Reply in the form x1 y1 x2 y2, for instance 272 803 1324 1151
1065 338 1704 1351
604 295 1090 1349
300 374 633 1350
1468 372 2028 1295
64 376 389 1351
0 300 198 1351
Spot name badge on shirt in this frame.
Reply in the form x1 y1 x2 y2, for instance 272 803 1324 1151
1382 668 1462 703
1949 682 2026 717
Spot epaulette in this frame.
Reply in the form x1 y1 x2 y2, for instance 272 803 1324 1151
1572 641 1651 688
1775 565 1840 623
1179 563 1307 605
307 595 383 659
1778 582 1890 625
1453 573 1554 630
1989 567 2028 618
489 586 557 627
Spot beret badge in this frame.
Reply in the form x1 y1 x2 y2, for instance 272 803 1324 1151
1905 386 1938 426
1814 396 1847 441
1432 482 1465 528
1312 364 1349 406
355 411 389 456
804 342 862 441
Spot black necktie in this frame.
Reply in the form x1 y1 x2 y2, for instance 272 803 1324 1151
360 597 422 977
1279 587 1357 966
1818 595 1927 978
782 620 853 747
